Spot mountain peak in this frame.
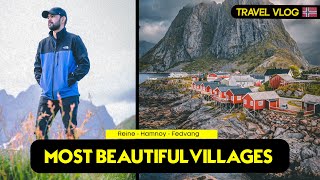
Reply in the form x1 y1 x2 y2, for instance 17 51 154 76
139 0 308 73
0 89 7 96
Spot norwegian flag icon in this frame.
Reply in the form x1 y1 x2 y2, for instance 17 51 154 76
302 7 317 17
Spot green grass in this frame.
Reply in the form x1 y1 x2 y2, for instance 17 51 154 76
223 112 246 121
287 100 301 107
276 83 320 97
0 149 135 180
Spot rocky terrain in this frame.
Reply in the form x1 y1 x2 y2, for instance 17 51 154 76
139 79 320 179
139 0 308 73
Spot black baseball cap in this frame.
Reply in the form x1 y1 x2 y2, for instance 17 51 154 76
42 7 67 18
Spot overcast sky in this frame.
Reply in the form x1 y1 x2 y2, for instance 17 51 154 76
0 0 135 125
139 0 320 44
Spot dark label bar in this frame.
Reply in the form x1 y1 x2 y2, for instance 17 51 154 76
31 139 289 173
231 5 319 19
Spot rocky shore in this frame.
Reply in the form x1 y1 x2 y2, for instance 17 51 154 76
139 79 320 179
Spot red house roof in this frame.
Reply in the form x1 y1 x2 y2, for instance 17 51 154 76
243 91 280 100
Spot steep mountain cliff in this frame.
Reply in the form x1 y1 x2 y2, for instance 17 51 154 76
140 0 309 73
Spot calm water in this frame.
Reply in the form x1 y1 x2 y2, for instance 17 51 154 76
139 73 170 84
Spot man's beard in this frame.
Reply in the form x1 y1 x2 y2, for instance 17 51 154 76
49 21 61 31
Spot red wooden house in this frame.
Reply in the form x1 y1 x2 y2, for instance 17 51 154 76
192 81 204 91
205 84 226 94
212 86 238 98
200 82 219 93
212 86 239 102
242 91 280 110
225 88 252 104
269 74 295 89
301 94 320 115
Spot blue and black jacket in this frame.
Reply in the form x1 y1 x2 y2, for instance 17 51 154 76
34 28 90 100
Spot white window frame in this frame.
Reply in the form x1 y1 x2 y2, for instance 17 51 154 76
250 101 253 106
258 101 263 106
244 99 247 104
237 96 241 101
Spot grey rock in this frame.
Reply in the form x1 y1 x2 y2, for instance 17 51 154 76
286 90 292 97
311 120 317 127
300 156 320 176
301 146 316 160
259 123 271 134
316 145 320 156
219 127 240 139
314 138 320 146
289 141 311 163
277 90 284 96
287 133 305 139
294 90 304 97
298 125 307 130
246 122 258 131
246 131 255 137
229 118 247 133
171 98 202 114
247 134 259 139
274 127 286 137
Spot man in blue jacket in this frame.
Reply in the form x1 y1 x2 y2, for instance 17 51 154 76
34 7 90 139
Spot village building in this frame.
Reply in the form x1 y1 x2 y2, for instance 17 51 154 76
243 91 280 110
250 74 264 86
301 94 320 115
199 82 221 93
212 86 239 102
269 74 295 89
212 78 223 84
229 75 257 87
207 72 230 82
225 88 252 105
205 84 226 95
168 72 188 78
192 81 205 91
264 68 292 82
269 74 317 89
305 74 320 80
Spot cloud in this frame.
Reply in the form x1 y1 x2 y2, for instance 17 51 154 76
139 20 171 43
105 102 136 125
271 0 320 44
108 87 136 103
283 20 320 43
139 0 222 43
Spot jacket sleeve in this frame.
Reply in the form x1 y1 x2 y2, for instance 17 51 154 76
71 36 90 82
34 42 42 85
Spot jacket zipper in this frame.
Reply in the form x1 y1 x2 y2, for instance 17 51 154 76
52 40 57 99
